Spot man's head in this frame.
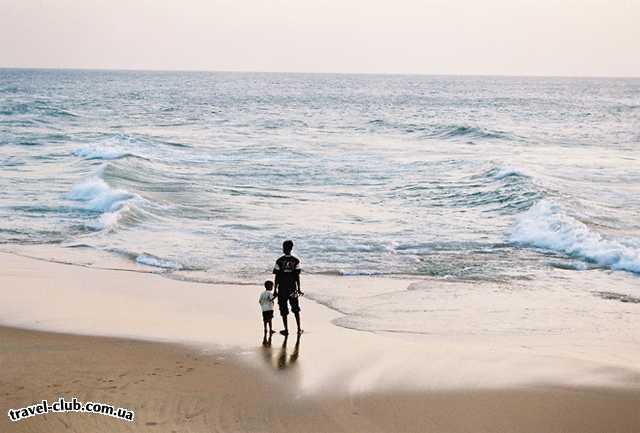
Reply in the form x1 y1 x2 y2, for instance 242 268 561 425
282 240 294 254
264 280 274 291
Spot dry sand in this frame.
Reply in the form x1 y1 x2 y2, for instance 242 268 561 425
1 251 640 432
2 327 640 433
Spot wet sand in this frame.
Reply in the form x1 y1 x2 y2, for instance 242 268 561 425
1 251 640 432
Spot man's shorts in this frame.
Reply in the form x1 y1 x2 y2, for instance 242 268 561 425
262 310 274 322
278 292 301 316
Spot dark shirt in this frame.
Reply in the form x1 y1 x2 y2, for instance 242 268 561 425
273 254 301 294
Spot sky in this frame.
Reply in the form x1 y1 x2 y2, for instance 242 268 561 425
1 0 639 77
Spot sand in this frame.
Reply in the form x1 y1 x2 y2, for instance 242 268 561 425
2 327 640 433
1 251 640 432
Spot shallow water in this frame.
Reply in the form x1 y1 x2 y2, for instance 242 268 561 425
1 69 639 334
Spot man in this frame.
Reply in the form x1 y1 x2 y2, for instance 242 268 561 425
273 240 303 336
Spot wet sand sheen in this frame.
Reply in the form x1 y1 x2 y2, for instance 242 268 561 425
1 251 640 432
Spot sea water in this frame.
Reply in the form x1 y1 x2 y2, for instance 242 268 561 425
1 69 639 338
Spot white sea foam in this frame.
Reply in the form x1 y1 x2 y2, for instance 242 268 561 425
511 200 640 273
90 211 127 231
72 142 145 161
73 145 131 160
66 177 138 230
67 178 134 212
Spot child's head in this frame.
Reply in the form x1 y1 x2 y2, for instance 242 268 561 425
264 280 273 291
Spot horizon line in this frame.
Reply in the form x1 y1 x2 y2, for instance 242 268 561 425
1 66 639 80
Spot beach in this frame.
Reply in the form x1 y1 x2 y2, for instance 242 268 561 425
2 252 640 433
3 4 640 431
2 3 640 431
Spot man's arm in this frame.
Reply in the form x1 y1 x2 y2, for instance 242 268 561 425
273 268 280 297
296 272 303 295
296 259 303 296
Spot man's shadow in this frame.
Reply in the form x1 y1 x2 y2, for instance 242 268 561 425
261 332 301 371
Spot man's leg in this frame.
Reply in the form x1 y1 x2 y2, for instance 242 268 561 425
279 295 290 335
294 312 301 333
290 297 302 333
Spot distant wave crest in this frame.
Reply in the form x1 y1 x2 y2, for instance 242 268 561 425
72 146 140 161
426 124 513 141
0 102 80 118
487 166 529 180
368 119 517 141
395 163 541 214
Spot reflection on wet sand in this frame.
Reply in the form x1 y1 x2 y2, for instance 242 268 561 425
261 332 301 371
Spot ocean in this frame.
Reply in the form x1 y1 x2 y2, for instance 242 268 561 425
1 69 639 337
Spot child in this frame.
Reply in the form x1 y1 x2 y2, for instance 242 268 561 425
258 280 276 335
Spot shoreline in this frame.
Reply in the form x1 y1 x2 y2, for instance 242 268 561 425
1 250 640 431
1 250 639 391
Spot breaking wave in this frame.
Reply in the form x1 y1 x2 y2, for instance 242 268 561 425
65 174 141 231
511 200 640 273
